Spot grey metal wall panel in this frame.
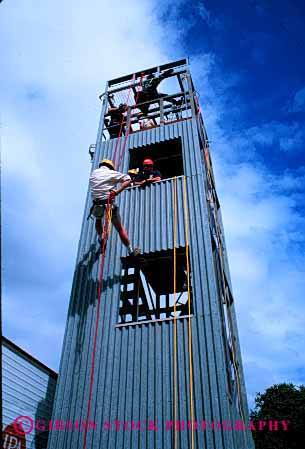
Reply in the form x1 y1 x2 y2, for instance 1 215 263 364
48 83 254 448
2 338 57 449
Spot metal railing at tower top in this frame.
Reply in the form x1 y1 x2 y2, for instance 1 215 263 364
106 58 191 90
98 59 200 141
101 92 198 139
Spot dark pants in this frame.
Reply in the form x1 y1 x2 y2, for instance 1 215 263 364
135 91 174 115
108 123 125 139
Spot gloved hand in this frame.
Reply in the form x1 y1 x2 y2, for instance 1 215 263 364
109 190 116 202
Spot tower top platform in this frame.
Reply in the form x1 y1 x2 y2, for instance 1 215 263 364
100 58 199 141
107 58 189 89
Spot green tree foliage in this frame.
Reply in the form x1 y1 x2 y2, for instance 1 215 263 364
250 383 305 449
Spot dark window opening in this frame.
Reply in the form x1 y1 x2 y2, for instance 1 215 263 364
129 137 184 180
118 248 193 324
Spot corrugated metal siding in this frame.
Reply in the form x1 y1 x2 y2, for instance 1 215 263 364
2 339 57 449
48 116 254 449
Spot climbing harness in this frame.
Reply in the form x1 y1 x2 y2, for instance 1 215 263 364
87 197 113 221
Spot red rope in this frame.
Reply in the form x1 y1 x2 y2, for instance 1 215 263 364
195 94 201 116
83 195 111 449
112 75 136 165
116 72 144 170
83 74 144 449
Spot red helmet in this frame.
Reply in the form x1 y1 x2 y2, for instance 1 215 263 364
143 158 153 166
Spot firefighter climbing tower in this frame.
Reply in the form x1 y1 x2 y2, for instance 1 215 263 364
48 59 254 449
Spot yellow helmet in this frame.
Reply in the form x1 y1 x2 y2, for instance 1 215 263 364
128 168 139 175
100 159 115 170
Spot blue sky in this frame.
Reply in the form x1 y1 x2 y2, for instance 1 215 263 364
1 0 305 409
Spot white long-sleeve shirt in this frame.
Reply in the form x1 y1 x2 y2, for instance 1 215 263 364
89 166 131 200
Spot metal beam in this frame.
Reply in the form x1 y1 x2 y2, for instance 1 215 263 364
108 58 188 87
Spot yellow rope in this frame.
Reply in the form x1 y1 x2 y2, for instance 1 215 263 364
173 177 177 449
183 176 195 449
107 204 113 236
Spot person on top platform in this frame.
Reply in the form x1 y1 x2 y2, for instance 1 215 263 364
89 159 140 255
137 112 155 130
135 158 162 187
105 103 128 139
135 69 179 115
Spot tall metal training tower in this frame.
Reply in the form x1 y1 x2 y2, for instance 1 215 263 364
48 59 254 449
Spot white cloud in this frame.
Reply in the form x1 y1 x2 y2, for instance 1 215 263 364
189 52 305 405
214 156 305 407
1 0 170 370
2 0 305 413
198 2 212 26
292 86 305 112
197 1 222 30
